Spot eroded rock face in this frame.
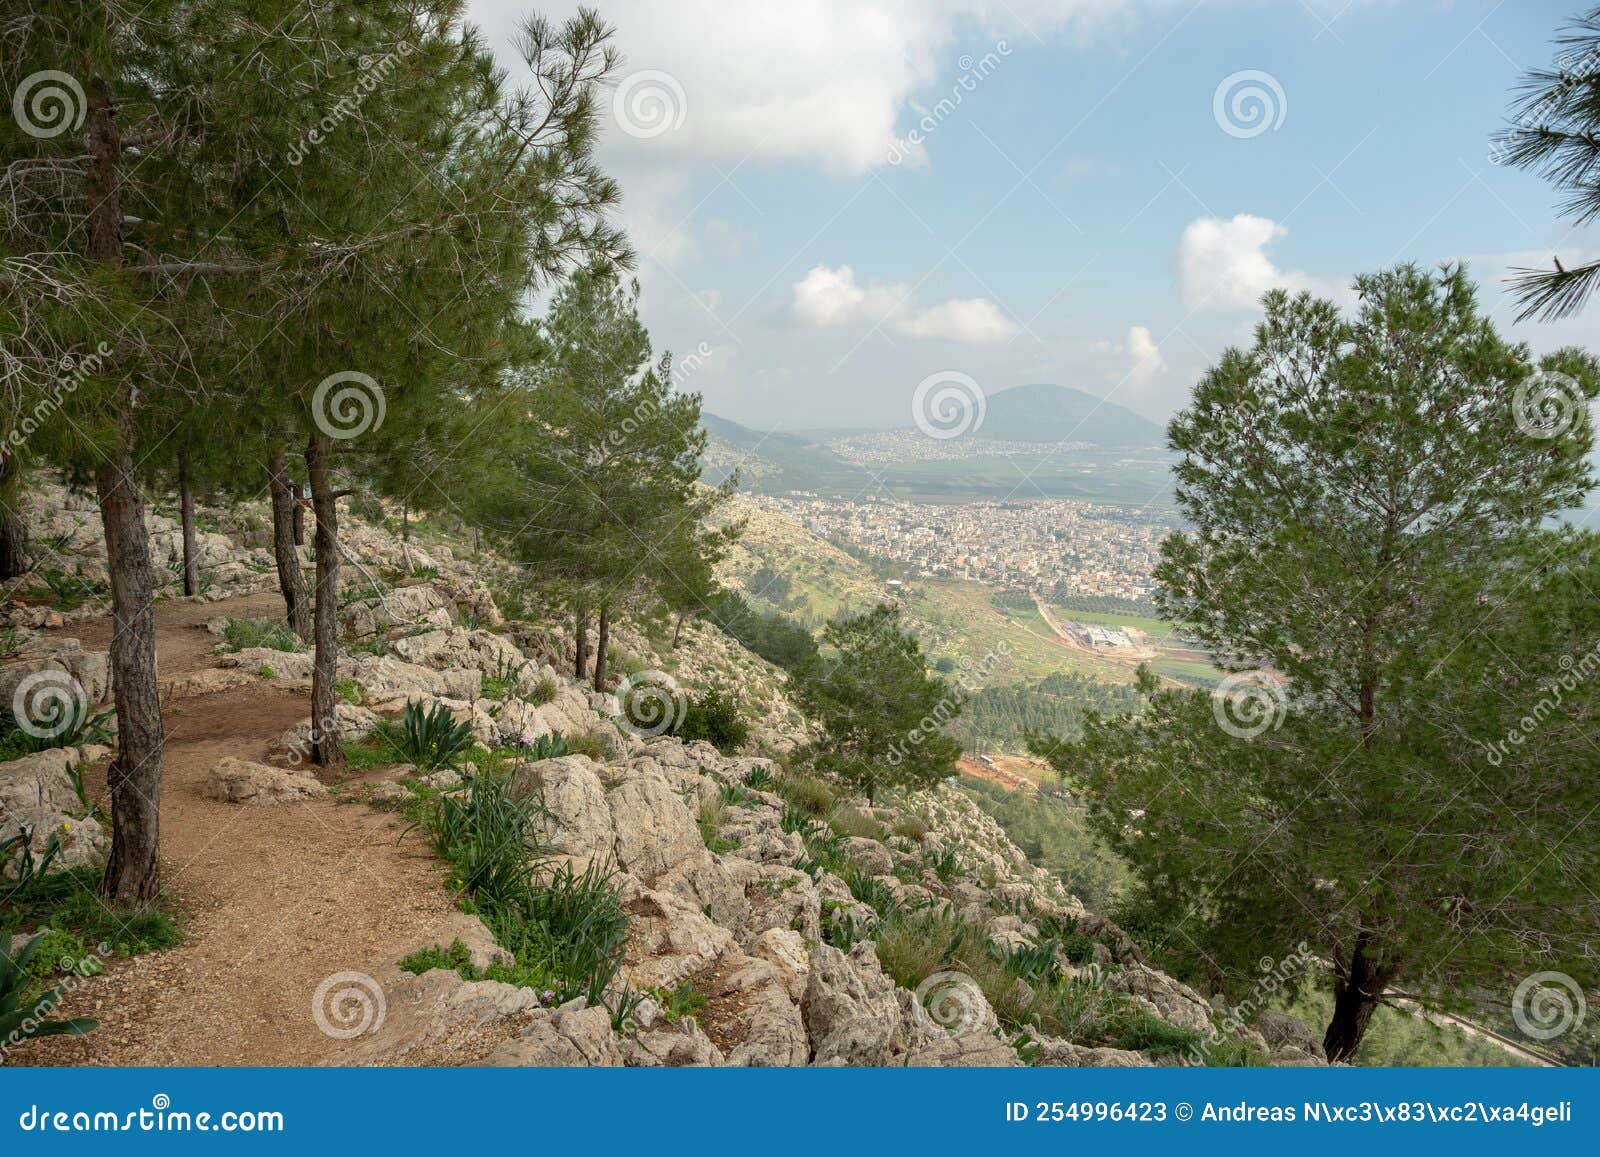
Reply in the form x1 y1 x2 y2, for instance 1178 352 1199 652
508 755 616 862
0 638 110 705
338 969 547 1066
1254 1009 1328 1064
205 758 328 804
607 774 703 884
802 942 912 1066
484 1003 623 1067
698 954 810 1067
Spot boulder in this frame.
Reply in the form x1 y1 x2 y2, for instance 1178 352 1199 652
904 1032 1021 1067
338 969 544 1065
747 928 810 1002
0 809 108 876
618 875 735 989
1034 1038 1153 1067
484 1002 622 1067
1254 1009 1327 1062
0 638 110 705
801 941 910 1066
606 774 703 884
205 758 327 804
507 755 615 862
840 836 894 878
620 999 725 1066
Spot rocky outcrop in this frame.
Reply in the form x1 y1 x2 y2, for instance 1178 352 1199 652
205 758 328 804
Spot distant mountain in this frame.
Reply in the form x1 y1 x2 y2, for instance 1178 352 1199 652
698 413 859 492
966 383 1162 447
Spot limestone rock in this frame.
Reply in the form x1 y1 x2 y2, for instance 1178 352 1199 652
507 755 615 862
205 758 328 804
802 941 910 1065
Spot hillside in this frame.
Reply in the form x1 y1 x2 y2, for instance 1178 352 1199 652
1 476 1317 1069
964 383 1163 447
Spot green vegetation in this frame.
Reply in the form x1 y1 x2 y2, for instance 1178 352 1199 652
791 604 963 801
0 704 115 763
0 934 98 1051
374 701 474 771
705 589 818 671
416 771 629 1005
959 777 1130 915
1031 266 1600 1062
670 687 750 754
950 672 1142 753
219 617 305 654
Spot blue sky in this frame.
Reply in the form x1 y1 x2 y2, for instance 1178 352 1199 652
467 0 1596 430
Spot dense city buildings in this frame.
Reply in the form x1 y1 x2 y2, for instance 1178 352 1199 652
749 494 1170 600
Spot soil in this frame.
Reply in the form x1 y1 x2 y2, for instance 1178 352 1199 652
20 591 457 1065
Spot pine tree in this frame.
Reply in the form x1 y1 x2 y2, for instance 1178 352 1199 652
1031 266 1600 1060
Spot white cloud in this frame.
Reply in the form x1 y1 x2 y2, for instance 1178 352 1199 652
790 263 1018 342
1174 214 1348 311
896 297 1018 342
468 0 1158 175
1124 325 1167 383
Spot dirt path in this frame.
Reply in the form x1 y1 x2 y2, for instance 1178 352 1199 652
25 592 457 1066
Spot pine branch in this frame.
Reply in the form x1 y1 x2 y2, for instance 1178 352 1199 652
1508 258 1600 322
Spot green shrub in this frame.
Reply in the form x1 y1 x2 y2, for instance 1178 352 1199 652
419 772 538 912
382 700 474 770
481 656 530 701
742 766 774 791
517 733 569 762
774 771 833 817
564 729 609 761
0 702 115 763
670 687 750 754
220 617 305 653
333 678 366 704
527 674 559 706
892 814 930 841
828 805 883 841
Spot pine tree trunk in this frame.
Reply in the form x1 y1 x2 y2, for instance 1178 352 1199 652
306 435 346 772
97 448 164 907
291 483 305 546
575 608 588 680
673 611 685 647
0 454 27 579
268 451 311 639
87 70 163 907
593 603 610 693
178 449 198 596
1323 936 1392 1062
